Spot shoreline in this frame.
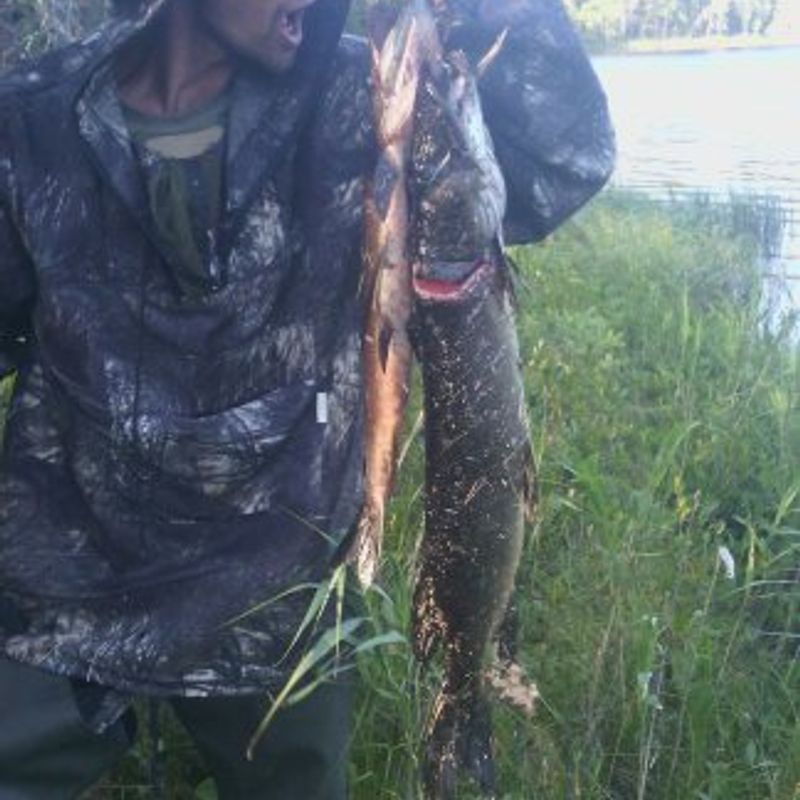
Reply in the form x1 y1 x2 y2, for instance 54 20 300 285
592 33 800 57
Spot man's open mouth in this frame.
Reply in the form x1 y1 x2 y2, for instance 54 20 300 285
278 2 312 48
413 260 494 302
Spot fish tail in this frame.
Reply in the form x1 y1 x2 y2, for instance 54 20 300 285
347 500 385 588
378 318 394 372
422 686 495 799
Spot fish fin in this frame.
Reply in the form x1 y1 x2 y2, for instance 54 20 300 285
347 501 385 588
494 242 519 304
488 598 540 718
476 28 509 78
369 40 383 90
486 659 539 719
378 320 394 372
423 687 495 799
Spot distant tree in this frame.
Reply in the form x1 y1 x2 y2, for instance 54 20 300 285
727 1 744 33
769 0 800 35
742 0 779 34
694 0 777 35
564 0 778 43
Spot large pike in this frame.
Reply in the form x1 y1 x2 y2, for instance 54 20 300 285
407 7 535 800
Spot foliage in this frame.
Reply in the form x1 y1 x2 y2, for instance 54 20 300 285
349 194 799 799
343 191 800 799
563 0 787 48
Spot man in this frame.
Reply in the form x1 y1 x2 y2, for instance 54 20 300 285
0 0 614 797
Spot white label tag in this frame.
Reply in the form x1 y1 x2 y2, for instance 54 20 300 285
316 392 329 425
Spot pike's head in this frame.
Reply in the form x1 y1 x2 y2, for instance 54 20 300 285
410 48 506 303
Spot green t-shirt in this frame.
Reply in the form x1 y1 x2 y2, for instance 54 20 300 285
124 91 231 295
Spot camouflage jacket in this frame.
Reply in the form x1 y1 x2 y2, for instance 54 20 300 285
0 0 614 697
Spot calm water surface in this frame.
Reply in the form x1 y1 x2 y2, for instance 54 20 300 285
593 46 800 307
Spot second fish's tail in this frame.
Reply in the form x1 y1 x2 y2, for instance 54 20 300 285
422 684 496 799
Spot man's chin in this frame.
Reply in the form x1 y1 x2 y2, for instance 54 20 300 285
251 46 299 75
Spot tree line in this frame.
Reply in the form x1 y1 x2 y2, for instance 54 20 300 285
1 0 797 70
565 0 791 47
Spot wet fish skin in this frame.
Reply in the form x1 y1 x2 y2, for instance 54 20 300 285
413 277 531 799
350 0 439 587
408 15 533 800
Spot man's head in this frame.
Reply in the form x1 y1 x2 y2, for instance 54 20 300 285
114 0 319 75
199 0 319 74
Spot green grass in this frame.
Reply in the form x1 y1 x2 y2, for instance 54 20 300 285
3 192 799 798
348 191 800 800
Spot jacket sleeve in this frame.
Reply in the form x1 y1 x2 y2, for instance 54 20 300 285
0 118 35 380
447 0 616 244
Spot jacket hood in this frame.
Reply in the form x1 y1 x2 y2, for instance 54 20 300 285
116 0 352 81
1 1 352 101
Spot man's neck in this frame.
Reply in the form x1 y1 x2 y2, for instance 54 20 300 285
115 0 234 118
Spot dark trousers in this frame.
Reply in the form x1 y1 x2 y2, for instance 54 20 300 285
0 657 352 800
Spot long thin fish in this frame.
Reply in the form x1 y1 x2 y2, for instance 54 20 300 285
349 0 437 587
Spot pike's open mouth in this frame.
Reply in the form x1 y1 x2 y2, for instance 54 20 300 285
413 260 493 302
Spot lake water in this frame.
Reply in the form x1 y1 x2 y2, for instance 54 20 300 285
593 45 800 310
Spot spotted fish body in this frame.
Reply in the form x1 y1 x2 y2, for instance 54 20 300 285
408 15 534 800
353 3 534 794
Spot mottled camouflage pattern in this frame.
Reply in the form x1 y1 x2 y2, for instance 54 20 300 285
0 0 613 699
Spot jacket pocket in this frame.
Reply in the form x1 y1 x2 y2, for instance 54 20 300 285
157 380 317 491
